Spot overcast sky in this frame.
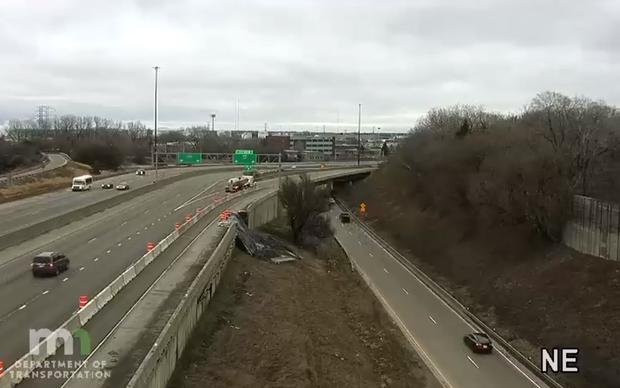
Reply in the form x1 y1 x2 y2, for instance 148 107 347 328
1 0 619 132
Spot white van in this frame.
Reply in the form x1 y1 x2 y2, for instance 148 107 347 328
72 175 93 191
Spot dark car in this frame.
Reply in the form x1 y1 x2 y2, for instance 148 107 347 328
339 212 351 223
101 183 113 189
463 332 493 354
116 182 129 190
32 252 70 277
328 198 336 206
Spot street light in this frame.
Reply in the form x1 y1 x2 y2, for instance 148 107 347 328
153 66 160 182
357 104 361 166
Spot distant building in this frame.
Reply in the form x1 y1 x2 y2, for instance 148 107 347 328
290 134 335 159
265 135 290 153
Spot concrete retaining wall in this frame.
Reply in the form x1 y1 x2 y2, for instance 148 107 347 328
0 189 247 388
126 227 237 388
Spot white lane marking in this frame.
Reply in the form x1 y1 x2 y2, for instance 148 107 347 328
88 237 96 244
467 356 479 369
94 258 99 262
106 250 111 254
60 216 220 388
383 268 389 274
62 277 68 282
163 215 167 218
347 257 455 388
157 218 161 222
174 181 221 211
128 237 132 240
145 210 150 214
151 222 154 226
429 315 437 324
144 226 148 230
121 221 127 226
359 224 542 387
117 243 122 247
496 350 542 387
42 290 49 295
358 241 362 245
402 287 409 295
137 231 141 235
79 267 85 271
348 231 352 235
18 304 26 310
369 252 374 257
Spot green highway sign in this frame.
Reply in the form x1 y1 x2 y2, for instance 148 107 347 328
177 152 202 165
233 149 257 165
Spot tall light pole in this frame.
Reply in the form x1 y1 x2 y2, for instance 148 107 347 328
357 103 361 166
153 66 160 182
211 113 216 132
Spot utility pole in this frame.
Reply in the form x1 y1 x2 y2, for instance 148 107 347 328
357 104 361 166
153 66 159 182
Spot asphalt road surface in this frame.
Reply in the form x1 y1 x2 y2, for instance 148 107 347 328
329 208 551 388
0 153 68 184
0 165 242 237
0 168 364 374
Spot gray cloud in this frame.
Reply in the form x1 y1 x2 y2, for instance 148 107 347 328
1 0 619 132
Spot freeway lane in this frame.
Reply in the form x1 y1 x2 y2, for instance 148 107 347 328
0 165 243 237
329 207 550 388
0 167 367 373
0 170 236 367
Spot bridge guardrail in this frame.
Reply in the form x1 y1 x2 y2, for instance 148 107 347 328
335 198 563 388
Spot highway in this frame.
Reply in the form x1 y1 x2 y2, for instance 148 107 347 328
0 153 68 185
329 207 551 388
0 165 242 237
0 161 373 238
0 167 366 379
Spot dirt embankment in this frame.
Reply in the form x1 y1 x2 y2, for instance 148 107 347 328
337 169 620 388
0 162 92 203
167 219 440 388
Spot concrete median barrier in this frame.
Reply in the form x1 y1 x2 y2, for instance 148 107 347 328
78 301 98 326
126 226 237 388
0 166 244 251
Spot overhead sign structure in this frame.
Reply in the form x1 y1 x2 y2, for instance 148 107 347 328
233 149 257 167
177 152 202 165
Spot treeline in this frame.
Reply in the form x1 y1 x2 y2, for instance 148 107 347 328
3 117 273 170
5 116 151 169
391 91 620 241
0 139 43 175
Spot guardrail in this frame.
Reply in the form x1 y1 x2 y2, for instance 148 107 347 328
126 226 237 388
335 198 564 388
0 189 249 388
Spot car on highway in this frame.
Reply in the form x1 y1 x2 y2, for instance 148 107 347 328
116 182 130 190
136 169 146 175
339 212 351 223
32 252 70 277
463 332 493 353
101 183 113 189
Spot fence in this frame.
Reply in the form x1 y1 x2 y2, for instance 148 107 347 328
563 194 620 260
